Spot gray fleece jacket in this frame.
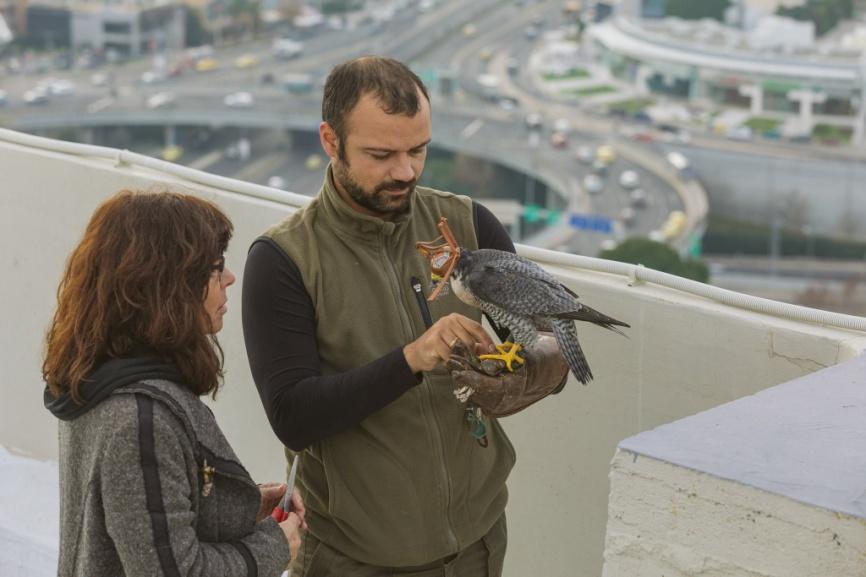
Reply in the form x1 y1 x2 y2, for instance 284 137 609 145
44 356 290 577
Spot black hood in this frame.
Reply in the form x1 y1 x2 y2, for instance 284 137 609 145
44 355 185 421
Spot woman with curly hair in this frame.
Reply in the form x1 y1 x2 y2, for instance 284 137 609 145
43 189 303 577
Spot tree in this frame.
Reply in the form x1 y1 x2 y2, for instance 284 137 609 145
777 0 853 36
665 0 731 21
227 0 261 38
184 6 212 48
599 237 710 282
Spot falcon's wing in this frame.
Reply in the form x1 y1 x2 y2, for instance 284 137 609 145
463 250 579 317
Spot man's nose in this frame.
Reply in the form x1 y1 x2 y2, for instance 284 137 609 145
390 154 415 182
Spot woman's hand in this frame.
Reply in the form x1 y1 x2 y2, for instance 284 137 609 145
279 513 303 564
256 483 286 522
288 486 309 530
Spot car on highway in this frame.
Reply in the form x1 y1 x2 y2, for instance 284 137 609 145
306 154 324 171
629 188 647 208
648 230 666 243
497 96 519 111
37 78 74 96
550 131 568 148
462 23 477 37
726 125 753 141
141 70 165 84
596 144 617 164
267 175 287 189
479 48 493 62
195 58 219 72
282 73 314 94
272 38 303 60
619 207 637 227
186 45 214 62
23 88 49 105
224 91 255 108
599 238 618 252
476 74 501 101
660 210 687 239
592 159 609 176
524 113 543 131
666 150 695 180
235 54 259 69
619 170 639 189
553 117 571 134
583 174 603 195
161 145 183 162
506 57 520 77
0 90 7 106
146 91 176 109
575 145 594 164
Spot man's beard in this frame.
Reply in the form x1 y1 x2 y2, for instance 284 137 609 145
334 161 416 219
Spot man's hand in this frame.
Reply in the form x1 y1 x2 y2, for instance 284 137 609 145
403 313 495 373
447 333 568 418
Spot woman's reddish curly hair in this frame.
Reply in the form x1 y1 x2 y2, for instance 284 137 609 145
43 189 233 403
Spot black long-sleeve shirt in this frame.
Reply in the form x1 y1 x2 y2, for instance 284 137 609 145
242 201 515 450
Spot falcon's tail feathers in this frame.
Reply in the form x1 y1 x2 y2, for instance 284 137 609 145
559 304 629 338
552 318 593 385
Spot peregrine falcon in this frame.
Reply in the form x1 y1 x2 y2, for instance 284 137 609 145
448 248 629 384
416 217 629 384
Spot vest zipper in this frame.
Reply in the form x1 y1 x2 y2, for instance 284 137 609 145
410 276 433 329
381 237 459 552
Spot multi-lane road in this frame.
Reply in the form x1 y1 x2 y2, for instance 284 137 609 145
3 0 866 248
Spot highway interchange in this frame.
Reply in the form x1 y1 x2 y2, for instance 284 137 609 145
2 0 864 253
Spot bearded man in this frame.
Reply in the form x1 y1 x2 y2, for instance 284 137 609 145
242 56 564 576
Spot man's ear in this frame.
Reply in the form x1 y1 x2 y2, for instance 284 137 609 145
319 122 339 161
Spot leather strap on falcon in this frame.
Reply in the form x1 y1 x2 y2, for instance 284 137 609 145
415 217 461 302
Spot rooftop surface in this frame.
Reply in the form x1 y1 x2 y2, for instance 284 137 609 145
620 352 866 519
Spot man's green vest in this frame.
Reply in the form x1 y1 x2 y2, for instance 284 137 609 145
262 172 516 567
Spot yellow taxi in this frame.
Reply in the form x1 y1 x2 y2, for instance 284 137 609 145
195 58 219 72
161 145 183 162
234 54 259 69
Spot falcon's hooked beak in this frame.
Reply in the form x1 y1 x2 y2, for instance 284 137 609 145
415 217 461 302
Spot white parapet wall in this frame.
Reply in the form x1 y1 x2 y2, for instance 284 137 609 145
3 129 866 576
603 354 866 577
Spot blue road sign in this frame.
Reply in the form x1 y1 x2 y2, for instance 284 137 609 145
569 213 613 233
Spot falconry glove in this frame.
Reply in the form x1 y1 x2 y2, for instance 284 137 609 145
447 333 569 418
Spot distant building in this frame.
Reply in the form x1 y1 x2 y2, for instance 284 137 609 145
23 0 185 56
0 12 12 47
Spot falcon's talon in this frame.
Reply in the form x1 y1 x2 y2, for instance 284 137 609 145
479 342 525 372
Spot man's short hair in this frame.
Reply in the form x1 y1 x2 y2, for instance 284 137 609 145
322 56 430 153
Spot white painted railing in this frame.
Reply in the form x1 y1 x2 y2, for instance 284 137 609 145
3 129 866 577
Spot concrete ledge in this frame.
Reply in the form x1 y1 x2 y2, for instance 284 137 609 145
603 354 866 576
